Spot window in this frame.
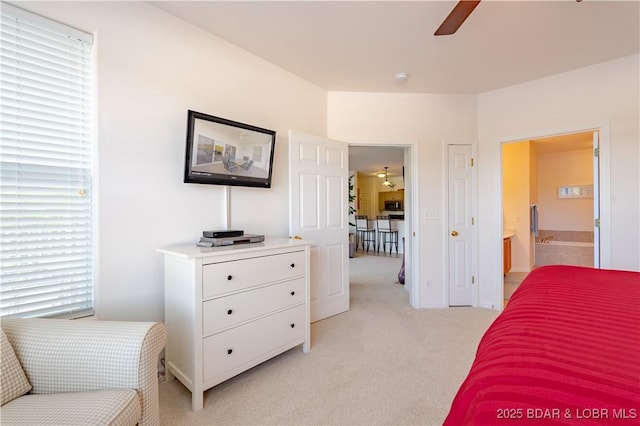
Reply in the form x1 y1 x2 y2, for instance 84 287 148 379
1 4 94 318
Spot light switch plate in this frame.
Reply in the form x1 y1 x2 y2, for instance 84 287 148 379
424 209 439 220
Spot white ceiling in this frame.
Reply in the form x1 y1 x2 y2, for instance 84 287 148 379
151 0 638 175
530 131 594 154
152 0 639 94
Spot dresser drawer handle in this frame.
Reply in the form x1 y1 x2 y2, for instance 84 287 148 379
290 263 295 268
227 309 233 315
227 349 233 355
290 291 295 296
290 323 295 328
227 275 232 281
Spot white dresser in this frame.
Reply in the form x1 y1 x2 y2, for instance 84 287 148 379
158 238 311 411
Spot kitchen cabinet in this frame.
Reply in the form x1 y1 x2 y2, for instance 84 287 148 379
378 190 404 206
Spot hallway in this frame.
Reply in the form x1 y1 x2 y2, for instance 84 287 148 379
504 271 528 306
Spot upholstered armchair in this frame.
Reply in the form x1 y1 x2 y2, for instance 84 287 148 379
1 318 166 425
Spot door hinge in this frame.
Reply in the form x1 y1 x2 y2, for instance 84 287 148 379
471 217 475 225
471 276 475 284
594 147 599 157
470 158 474 167
595 218 600 228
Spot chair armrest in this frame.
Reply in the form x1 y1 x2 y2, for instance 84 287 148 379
2 318 166 426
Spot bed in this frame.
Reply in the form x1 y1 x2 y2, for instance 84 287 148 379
444 265 640 425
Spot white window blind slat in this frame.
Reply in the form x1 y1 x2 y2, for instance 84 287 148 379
1 100 91 120
2 262 92 281
1 243 93 259
0 43 91 78
2 120 91 138
1 4 94 319
0 3 93 44
1 72 91 102
1 148 91 166
1 28 90 64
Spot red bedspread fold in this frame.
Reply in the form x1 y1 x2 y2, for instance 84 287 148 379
444 265 640 425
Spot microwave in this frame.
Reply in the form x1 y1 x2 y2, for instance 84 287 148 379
384 200 403 211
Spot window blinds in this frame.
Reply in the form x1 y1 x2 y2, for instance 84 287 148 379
1 4 94 318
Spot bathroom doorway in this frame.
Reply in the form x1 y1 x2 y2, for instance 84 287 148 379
501 130 600 304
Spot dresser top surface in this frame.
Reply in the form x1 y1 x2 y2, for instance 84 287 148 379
158 237 311 259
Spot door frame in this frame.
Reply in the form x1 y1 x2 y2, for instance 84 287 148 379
592 130 601 268
444 143 479 307
347 141 420 308
497 124 610 306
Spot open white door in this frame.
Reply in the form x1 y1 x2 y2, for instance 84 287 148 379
289 130 349 322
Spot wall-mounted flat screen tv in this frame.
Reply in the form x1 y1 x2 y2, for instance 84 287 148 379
184 110 276 188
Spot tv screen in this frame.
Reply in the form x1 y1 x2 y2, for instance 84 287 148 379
184 110 276 188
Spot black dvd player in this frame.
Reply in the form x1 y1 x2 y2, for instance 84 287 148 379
202 230 244 238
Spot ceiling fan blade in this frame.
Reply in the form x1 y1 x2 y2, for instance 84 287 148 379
434 0 481 36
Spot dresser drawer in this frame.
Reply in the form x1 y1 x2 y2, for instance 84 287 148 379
203 278 305 335
203 251 305 298
203 304 306 383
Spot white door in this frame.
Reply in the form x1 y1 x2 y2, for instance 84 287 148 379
592 130 600 268
448 145 473 306
289 130 349 322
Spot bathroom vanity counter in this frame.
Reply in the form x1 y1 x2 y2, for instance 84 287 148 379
503 229 516 239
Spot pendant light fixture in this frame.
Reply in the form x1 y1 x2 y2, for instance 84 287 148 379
382 166 395 188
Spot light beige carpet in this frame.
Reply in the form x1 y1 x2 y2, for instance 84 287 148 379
159 252 499 425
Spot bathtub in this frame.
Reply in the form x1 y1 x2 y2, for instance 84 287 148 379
538 240 594 248
535 240 594 267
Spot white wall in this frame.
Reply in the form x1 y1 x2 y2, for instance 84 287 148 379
328 93 478 308
19 2 327 321
330 55 639 310
478 54 640 309
502 142 533 272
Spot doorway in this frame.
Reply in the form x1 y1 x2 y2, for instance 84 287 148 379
501 130 600 304
289 131 420 322
348 144 415 306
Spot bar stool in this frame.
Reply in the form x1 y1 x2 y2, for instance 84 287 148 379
376 215 398 254
355 215 376 252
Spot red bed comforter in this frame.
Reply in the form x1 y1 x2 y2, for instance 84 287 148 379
444 265 640 425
